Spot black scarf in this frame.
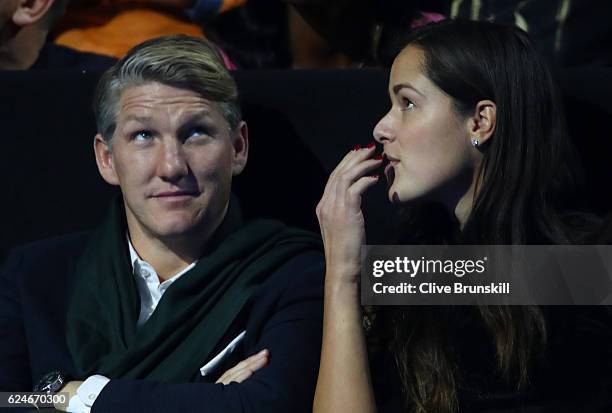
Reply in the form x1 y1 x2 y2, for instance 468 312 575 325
66 196 321 381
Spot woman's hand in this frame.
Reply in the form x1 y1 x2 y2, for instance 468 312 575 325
316 143 382 284
215 349 269 385
314 143 381 413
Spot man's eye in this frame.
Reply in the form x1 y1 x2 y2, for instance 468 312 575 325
185 127 211 140
401 98 415 111
133 130 154 141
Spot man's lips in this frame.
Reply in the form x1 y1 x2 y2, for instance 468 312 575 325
152 190 199 198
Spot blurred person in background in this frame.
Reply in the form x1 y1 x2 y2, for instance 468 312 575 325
0 0 114 70
51 0 244 60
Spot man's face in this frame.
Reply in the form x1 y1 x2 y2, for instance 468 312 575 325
95 82 248 242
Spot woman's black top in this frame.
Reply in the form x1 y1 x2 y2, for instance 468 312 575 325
372 217 612 413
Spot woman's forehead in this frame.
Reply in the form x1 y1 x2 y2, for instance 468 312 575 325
388 46 433 98
391 46 424 81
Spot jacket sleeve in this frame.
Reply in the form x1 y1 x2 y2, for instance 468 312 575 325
0 248 33 392
92 251 325 413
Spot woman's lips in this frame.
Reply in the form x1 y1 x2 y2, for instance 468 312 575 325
384 157 398 187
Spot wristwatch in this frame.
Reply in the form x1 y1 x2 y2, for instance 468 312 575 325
33 371 72 393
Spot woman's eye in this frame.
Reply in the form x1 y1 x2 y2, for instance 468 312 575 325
401 98 415 111
133 130 153 141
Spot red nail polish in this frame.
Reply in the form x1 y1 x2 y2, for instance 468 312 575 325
374 154 383 160
353 144 362 151
366 142 376 149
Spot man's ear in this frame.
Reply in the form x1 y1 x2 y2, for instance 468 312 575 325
231 121 249 176
94 134 120 186
12 0 55 27
466 100 497 147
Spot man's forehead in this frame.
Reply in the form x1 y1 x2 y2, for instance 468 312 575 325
118 82 217 115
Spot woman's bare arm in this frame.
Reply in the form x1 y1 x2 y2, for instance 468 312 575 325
313 144 382 413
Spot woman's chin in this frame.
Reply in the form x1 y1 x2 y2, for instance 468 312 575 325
387 187 402 204
387 186 430 205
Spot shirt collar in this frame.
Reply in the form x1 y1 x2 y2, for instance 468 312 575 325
127 235 143 271
126 235 197 281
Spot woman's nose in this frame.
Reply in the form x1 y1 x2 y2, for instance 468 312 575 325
373 111 395 144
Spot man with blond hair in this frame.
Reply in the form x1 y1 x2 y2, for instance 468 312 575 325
0 35 324 413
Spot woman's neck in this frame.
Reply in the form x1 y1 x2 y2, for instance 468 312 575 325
454 186 476 230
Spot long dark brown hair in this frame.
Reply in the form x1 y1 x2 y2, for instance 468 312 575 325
376 20 594 413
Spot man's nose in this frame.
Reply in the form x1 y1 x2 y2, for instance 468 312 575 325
158 138 189 181
373 111 395 144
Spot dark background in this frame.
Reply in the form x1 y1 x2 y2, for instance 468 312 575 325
1 68 610 260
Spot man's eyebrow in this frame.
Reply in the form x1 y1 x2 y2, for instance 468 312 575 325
180 110 214 124
392 83 424 97
122 115 152 124
121 110 214 125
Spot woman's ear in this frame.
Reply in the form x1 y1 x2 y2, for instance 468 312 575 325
466 100 497 147
12 0 55 27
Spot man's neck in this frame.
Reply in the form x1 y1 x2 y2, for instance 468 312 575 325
0 25 46 70
127 231 206 282
126 207 228 281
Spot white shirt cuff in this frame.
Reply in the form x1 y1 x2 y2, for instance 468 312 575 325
66 394 88 413
66 375 110 412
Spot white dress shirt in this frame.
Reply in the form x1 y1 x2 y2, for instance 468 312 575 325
128 239 196 327
65 238 196 413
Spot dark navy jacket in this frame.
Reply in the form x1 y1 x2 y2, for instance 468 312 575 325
0 232 324 413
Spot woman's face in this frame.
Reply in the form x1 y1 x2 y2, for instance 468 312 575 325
374 46 475 206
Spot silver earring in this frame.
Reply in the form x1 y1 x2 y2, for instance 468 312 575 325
471 137 480 148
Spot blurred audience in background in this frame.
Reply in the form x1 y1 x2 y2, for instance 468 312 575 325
5 0 612 71
287 0 612 68
51 0 246 59
0 0 114 70
449 0 611 68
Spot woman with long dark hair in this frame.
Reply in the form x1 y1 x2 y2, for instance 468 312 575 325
314 20 611 413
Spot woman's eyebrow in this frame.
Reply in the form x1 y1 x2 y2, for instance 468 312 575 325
392 83 424 97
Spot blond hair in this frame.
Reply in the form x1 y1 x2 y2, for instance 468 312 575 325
93 35 240 141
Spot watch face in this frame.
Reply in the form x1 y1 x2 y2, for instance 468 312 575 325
34 371 65 393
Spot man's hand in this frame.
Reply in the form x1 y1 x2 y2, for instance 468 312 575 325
54 381 83 411
215 349 269 385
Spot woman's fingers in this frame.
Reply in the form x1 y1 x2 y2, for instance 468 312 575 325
215 349 269 385
327 144 378 192
324 146 382 203
316 143 383 280
346 175 380 205
332 158 382 199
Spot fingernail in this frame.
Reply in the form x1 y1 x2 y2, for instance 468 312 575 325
366 142 376 149
353 144 362 151
374 154 383 160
